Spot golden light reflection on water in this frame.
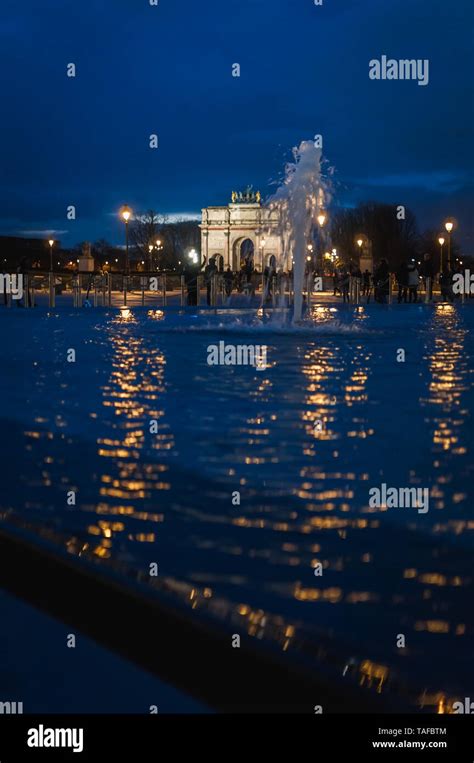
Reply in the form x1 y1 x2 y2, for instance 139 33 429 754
147 309 164 320
417 306 470 536
116 307 135 322
13 305 474 710
89 327 174 553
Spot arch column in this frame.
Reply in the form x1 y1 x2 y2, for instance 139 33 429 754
225 231 230 267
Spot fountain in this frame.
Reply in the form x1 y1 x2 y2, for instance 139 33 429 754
267 140 329 322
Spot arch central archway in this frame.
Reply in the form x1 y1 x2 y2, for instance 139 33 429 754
232 237 255 271
240 239 254 268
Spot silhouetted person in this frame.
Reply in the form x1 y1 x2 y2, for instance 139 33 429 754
374 259 390 303
204 256 218 305
439 267 454 302
396 261 409 303
362 269 371 296
407 260 419 302
223 266 233 298
340 271 350 302
422 253 435 300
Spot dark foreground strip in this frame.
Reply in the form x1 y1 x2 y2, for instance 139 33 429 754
0 525 400 713
0 715 471 761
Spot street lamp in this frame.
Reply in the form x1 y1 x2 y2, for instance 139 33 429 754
154 240 163 271
120 205 132 273
444 219 454 272
316 212 326 271
48 239 54 271
438 236 445 273
188 248 198 264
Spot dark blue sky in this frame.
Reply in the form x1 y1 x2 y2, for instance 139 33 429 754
1 0 472 249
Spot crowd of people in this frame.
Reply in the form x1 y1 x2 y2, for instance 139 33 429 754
183 252 466 307
183 254 286 306
331 253 464 304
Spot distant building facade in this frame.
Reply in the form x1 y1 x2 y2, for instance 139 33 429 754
200 188 283 271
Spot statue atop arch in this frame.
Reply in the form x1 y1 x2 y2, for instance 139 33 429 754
231 186 261 204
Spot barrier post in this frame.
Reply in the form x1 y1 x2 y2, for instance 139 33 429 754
162 275 167 306
211 274 217 306
23 275 29 308
425 277 431 303
306 274 312 312
49 272 55 308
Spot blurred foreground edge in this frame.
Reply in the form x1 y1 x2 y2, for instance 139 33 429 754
0 524 406 714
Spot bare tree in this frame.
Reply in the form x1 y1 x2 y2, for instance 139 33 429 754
331 202 419 269
129 210 167 268
160 219 200 269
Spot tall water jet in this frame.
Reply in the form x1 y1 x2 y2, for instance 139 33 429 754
267 141 328 322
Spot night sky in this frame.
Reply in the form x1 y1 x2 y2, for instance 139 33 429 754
1 0 472 249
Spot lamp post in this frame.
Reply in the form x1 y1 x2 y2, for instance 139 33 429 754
438 237 445 273
444 220 454 272
356 238 363 272
48 239 54 272
155 239 163 271
120 206 132 273
317 212 326 271
260 237 266 270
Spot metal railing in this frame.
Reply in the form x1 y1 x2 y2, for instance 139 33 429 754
2 270 450 309
4 271 189 309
